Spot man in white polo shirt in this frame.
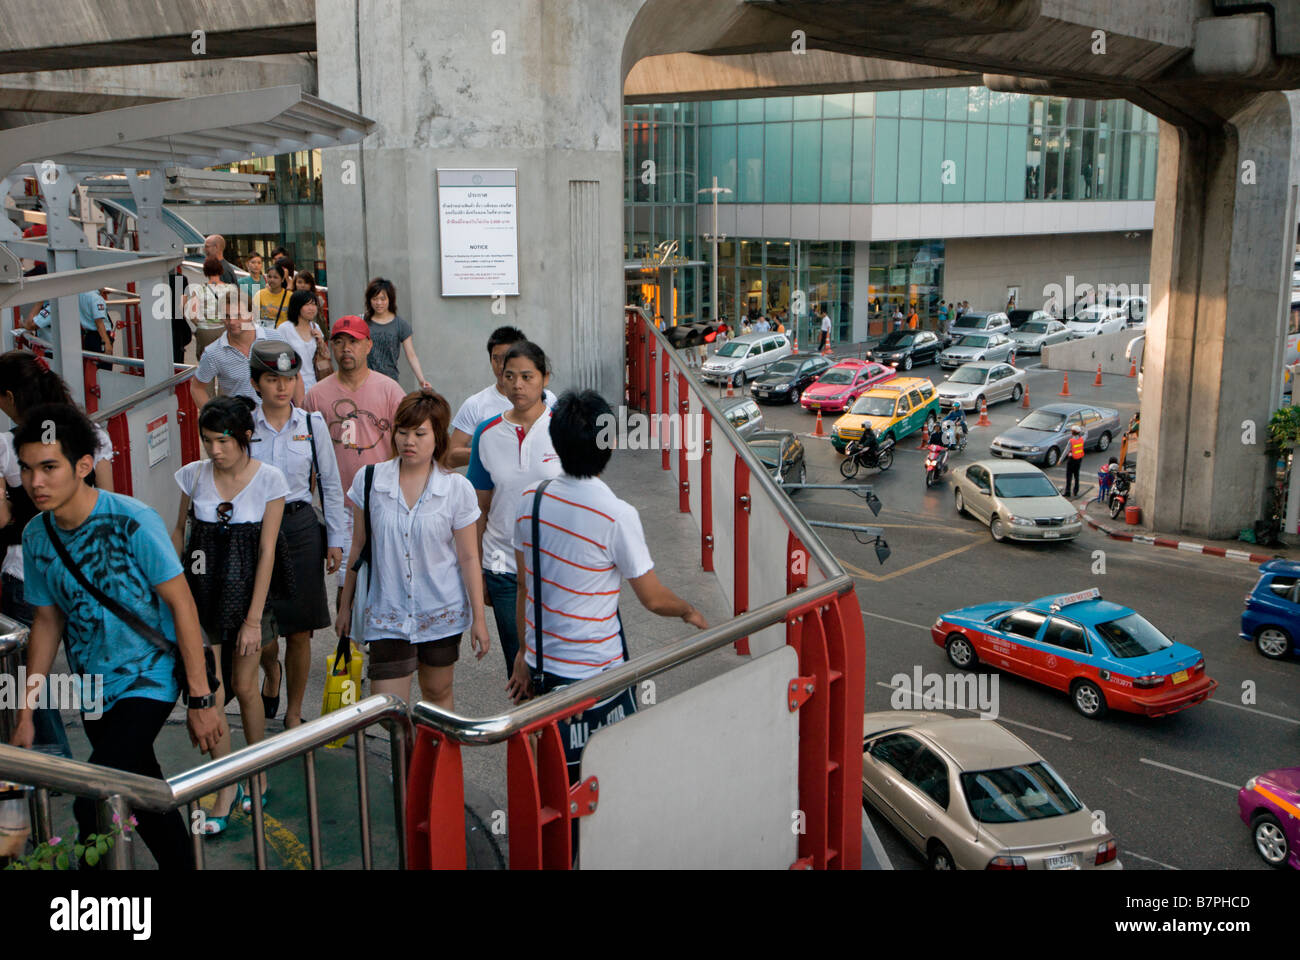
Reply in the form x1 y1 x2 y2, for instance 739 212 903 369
508 389 707 782
447 326 557 468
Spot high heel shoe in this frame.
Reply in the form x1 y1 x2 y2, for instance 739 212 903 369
261 659 282 721
201 783 245 837
241 781 271 814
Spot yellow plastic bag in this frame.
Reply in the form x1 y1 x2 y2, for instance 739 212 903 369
321 637 364 749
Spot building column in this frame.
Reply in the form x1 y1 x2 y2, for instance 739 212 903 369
1136 91 1300 538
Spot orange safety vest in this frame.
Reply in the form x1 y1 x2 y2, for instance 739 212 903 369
1069 436 1085 459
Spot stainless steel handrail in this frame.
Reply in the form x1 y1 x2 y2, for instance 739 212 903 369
90 364 197 423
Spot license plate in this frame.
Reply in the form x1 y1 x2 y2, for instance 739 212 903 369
1043 530 1060 538
810 403 820 410
1045 854 1076 870
1171 669 1188 685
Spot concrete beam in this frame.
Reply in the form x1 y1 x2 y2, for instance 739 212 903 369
624 50 980 102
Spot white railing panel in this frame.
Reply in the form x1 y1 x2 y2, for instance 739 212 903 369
747 485 791 657
710 436 736 609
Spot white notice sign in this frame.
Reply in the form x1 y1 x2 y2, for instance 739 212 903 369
146 414 169 467
437 169 519 296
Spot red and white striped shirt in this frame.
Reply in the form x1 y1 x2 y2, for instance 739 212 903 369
513 475 653 679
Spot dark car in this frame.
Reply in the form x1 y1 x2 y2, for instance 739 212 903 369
749 355 832 404
865 330 943 371
1240 559 1300 660
747 430 806 489
1007 309 1051 330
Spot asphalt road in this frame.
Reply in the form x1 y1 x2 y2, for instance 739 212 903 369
727 352 1298 871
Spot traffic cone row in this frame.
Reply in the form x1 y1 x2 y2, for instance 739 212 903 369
813 409 826 437
1059 371 1071 396
1093 364 1103 387
976 397 991 427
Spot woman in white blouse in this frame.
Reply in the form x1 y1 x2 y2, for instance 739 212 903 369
278 289 331 392
171 396 291 834
336 391 490 709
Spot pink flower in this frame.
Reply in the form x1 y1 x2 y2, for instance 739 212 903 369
48 836 61 845
112 812 120 824
129 815 138 826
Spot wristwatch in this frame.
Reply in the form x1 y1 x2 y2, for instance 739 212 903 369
186 691 217 710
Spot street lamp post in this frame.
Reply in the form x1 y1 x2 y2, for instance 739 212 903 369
698 176 731 324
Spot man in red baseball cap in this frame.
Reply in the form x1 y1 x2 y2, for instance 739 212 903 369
304 315 407 593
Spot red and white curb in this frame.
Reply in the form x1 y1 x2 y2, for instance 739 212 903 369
1074 507 1277 564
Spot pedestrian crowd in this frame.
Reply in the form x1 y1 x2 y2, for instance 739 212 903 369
5 241 707 868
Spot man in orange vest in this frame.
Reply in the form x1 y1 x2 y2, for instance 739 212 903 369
1064 424 1085 497
907 306 918 330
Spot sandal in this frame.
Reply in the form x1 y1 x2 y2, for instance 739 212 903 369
261 659 282 721
241 782 271 815
201 783 245 837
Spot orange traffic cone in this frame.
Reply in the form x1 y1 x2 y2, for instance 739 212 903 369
792 338 799 355
976 397 991 427
1021 385 1031 409
918 423 931 449
1093 364 1103 387
814 409 826 437
1127 358 1137 378
726 376 735 398
1059 372 1071 396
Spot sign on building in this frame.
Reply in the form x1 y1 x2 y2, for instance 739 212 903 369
436 168 519 296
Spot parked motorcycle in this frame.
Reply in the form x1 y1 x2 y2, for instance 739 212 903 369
1108 469 1135 519
924 443 951 487
840 434 896 478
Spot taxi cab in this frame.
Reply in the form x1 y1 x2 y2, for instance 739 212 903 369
830 377 940 454
931 588 1217 719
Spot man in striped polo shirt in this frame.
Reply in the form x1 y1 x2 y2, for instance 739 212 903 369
191 293 299 407
508 390 707 780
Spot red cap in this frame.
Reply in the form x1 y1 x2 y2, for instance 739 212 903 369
330 315 370 340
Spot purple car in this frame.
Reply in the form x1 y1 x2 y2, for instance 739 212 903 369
1238 768 1300 869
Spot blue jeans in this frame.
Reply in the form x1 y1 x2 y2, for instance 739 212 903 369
482 569 520 679
2 573 73 758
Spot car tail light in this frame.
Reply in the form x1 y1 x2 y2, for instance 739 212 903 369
1133 674 1165 688
987 855 1027 870
1095 839 1118 865
1193 659 1205 675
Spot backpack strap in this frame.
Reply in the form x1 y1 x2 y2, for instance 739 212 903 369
530 478 554 691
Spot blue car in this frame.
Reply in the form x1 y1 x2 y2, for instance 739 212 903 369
1240 559 1300 660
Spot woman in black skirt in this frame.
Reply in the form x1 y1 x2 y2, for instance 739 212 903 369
246 341 345 728
171 396 294 835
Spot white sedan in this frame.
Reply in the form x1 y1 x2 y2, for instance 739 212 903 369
1065 306 1127 339
953 458 1083 542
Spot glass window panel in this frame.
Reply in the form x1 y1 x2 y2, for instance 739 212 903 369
924 88 947 118
681 102 696 124
947 87 969 121
1146 109 1158 133
763 122 793 203
738 98 764 123
1079 129 1097 199
901 89 924 118
792 120 822 202
683 124 696 199
984 123 1006 201
874 117 899 203
1062 126 1082 200
964 123 986 202
765 97 793 121
897 119 923 201
852 117 874 203
1126 131 1143 199
988 89 1010 124
739 240 761 267
1082 99 1098 127
1142 133 1158 199
712 125 737 200
1009 93 1029 125
821 118 853 202
737 124 763 202
967 86 988 122
765 240 791 268
824 93 854 118
876 89 900 116
794 96 822 120
942 122 966 202
712 100 737 124
654 121 673 202
921 119 946 202
1066 99 1083 124
1043 125 1063 199
1006 124 1028 201
698 121 712 192
854 91 875 116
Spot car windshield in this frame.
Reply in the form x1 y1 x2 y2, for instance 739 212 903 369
1094 613 1174 659
954 317 982 328
1020 322 1050 334
961 763 1083 824
880 333 915 347
748 441 780 467
1071 316 1100 324
956 335 990 348
948 367 989 384
819 369 855 385
714 341 747 357
767 361 799 375
1018 411 1067 432
993 474 1060 498
851 395 896 416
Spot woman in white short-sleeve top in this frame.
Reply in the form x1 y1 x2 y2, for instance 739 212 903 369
171 395 290 835
336 391 489 710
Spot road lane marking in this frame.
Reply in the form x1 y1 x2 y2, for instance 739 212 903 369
1138 758 1241 790
871 682 1073 740
1206 698 1300 725
841 537 987 582
1124 851 1180 870
861 609 933 631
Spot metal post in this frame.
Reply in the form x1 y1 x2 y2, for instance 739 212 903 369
390 722 409 870
189 801 205 870
249 778 268 870
303 751 323 870
355 731 373 870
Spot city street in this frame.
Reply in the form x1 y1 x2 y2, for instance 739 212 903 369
717 349 1299 871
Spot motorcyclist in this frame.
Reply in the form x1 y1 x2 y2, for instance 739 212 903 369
939 415 957 449
943 403 968 437
857 422 881 460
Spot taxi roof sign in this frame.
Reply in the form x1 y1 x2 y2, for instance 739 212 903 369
1050 588 1101 610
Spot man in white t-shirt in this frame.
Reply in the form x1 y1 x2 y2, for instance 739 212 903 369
447 326 557 468
507 390 707 782
819 307 832 353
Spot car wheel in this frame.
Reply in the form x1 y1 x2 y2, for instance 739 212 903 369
1254 626 1292 660
789 388 800 404
795 461 807 490
903 355 913 371
928 842 956 871
990 515 1007 542
945 633 977 669
954 489 966 515
1251 812 1292 869
1097 431 1112 451
975 394 986 411
1071 679 1108 719
925 412 938 433
1044 446 1061 468
1011 384 1023 402
733 371 745 387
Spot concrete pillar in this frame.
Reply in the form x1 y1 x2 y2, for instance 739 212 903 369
1136 91 1300 538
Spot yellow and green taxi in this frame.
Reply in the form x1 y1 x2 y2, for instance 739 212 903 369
830 378 941 453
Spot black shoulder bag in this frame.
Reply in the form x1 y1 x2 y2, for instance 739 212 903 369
42 512 218 707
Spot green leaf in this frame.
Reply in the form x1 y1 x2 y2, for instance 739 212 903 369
74 844 85 858
84 847 99 867
96 838 108 855
55 852 69 870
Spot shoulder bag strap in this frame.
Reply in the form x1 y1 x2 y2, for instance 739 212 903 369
361 463 375 567
530 478 554 690
305 409 321 500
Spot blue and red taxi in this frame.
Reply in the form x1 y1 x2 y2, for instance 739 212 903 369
931 588 1217 719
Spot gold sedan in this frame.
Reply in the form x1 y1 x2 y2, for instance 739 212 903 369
862 712 1122 870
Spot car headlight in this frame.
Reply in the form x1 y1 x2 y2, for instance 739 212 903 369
1026 446 1041 453
1245 777 1257 791
1009 515 1034 526
774 383 789 391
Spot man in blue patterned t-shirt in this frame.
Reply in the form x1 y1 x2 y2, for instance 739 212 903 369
8 404 223 869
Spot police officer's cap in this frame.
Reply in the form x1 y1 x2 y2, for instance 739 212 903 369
250 340 301 379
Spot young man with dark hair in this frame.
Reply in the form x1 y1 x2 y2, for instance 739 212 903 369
507 390 706 782
8 404 223 869
447 325 557 468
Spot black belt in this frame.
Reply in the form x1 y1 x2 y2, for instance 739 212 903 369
284 499 314 514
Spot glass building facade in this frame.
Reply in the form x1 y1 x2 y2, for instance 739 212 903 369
213 149 328 280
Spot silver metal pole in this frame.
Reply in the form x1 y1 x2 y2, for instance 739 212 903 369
355 732 373 870
303 751 322 870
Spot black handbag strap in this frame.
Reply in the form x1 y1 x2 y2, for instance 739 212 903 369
361 463 375 568
530 478 554 687
305 408 321 500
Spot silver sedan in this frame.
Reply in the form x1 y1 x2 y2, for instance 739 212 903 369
939 333 1017 369
937 362 1026 411
953 458 1083 542
1010 319 1072 354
